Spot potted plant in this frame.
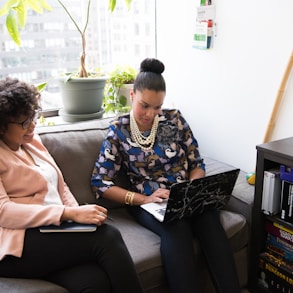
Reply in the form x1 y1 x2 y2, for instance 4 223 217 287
55 0 108 121
0 0 133 121
103 65 137 115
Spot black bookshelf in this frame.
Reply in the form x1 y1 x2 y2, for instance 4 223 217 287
249 137 293 293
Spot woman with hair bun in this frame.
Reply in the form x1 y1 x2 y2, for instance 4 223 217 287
92 58 240 293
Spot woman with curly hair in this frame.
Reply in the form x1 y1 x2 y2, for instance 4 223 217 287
0 77 143 293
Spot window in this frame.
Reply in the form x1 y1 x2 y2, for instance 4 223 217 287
0 0 157 112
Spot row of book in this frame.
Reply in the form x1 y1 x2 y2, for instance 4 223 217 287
261 165 293 223
258 221 293 292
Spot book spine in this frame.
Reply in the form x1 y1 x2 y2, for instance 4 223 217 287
258 252 293 292
266 233 293 263
262 170 281 215
281 181 293 223
265 221 293 247
289 183 293 222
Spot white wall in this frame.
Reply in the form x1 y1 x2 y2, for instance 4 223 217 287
156 0 293 173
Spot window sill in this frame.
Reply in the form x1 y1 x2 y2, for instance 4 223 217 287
37 112 115 127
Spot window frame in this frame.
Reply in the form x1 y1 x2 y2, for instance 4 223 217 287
0 0 158 117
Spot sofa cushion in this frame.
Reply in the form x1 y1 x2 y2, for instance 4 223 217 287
108 207 248 291
203 155 254 226
37 118 112 205
0 278 67 293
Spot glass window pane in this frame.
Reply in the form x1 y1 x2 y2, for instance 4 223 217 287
0 0 156 111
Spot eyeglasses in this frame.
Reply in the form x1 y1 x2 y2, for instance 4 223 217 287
9 111 39 130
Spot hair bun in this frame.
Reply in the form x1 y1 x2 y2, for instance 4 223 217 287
140 58 165 75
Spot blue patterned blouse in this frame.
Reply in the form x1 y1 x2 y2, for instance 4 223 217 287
92 109 205 197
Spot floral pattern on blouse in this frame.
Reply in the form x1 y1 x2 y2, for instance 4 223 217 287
92 109 205 197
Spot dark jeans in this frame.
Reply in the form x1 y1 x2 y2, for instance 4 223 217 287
0 224 143 293
129 207 241 293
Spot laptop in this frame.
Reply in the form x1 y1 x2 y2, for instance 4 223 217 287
140 169 240 223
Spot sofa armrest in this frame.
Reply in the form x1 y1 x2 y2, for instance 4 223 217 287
203 155 255 227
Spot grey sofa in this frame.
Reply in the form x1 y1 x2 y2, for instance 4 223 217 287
0 117 254 293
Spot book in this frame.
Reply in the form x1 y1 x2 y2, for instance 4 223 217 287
258 252 293 292
266 233 293 263
280 180 293 223
265 221 293 247
261 169 282 215
39 221 97 233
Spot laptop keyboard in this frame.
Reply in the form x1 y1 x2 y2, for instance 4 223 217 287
156 208 166 216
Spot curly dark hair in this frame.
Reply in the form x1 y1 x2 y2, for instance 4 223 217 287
0 77 41 135
133 58 166 93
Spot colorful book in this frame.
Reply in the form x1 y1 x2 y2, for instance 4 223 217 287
266 233 293 263
258 252 293 292
265 221 293 247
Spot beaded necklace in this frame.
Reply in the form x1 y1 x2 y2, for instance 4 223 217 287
129 111 159 152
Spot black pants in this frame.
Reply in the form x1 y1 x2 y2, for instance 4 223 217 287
129 207 241 293
0 224 143 293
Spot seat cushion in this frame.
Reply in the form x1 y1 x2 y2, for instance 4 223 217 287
38 118 112 205
0 278 68 293
203 155 254 226
108 207 248 291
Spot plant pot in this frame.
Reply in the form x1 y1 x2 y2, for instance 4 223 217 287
58 76 108 121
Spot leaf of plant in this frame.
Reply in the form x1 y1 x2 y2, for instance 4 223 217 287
108 0 116 12
14 0 26 28
104 103 114 113
39 0 52 11
123 0 132 10
119 95 127 107
0 0 18 16
35 82 48 92
6 10 21 45
64 73 73 83
27 0 49 14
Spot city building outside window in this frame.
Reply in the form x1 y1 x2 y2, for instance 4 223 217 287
0 0 157 113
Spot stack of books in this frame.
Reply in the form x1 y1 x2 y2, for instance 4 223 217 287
258 221 293 292
258 165 293 292
261 165 293 222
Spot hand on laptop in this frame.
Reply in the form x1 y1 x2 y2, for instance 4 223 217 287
147 188 170 203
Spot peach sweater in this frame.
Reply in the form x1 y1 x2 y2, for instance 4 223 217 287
0 135 78 260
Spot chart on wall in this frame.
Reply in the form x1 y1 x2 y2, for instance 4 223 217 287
193 0 216 50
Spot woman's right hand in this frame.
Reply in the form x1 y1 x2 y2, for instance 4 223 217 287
145 188 170 204
61 204 108 226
